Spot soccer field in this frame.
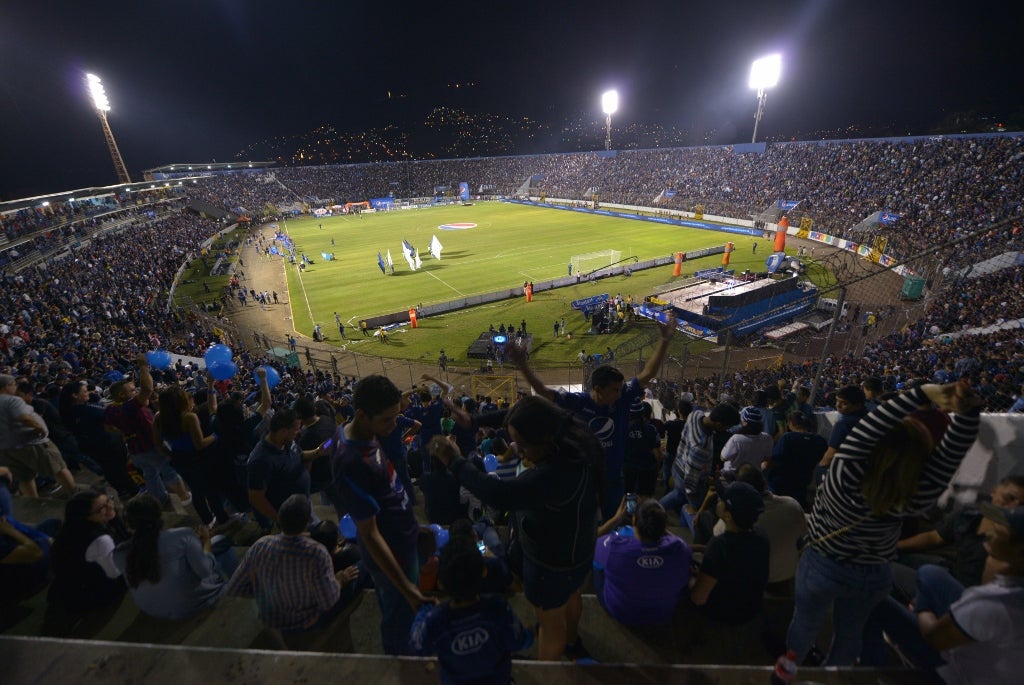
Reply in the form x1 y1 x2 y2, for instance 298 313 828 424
278 202 765 364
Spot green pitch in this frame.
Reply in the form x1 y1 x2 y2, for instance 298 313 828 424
273 202 773 365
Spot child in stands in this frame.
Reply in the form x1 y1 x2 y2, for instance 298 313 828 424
409 538 532 684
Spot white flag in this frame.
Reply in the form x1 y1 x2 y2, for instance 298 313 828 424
429 234 443 260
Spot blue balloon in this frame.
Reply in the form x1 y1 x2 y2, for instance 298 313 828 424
146 349 172 370
102 370 124 383
204 343 233 366
435 528 450 550
339 514 357 540
208 359 238 381
616 525 635 538
483 454 498 473
254 365 281 389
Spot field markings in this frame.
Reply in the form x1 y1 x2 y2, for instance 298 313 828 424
295 262 317 327
425 270 466 296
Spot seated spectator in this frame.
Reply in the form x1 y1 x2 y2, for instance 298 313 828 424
0 467 52 601
862 504 1024 683
113 494 228 619
449 518 513 594
593 497 692 626
44 489 128 636
895 475 1024 594
711 465 806 594
688 481 769 625
720 406 773 479
226 494 359 633
409 539 533 684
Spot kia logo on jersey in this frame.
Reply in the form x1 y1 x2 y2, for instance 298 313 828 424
637 555 664 569
451 627 490 655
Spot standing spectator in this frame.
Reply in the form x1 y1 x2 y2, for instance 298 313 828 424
246 408 322 527
782 382 981 668
764 411 827 511
329 374 432 655
719 406 773 478
431 395 602 662
622 400 662 496
153 385 221 526
104 356 191 508
0 374 79 498
815 385 869 483
660 404 740 528
509 313 676 518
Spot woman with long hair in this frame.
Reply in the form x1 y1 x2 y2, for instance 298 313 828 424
45 489 127 636
58 381 136 497
431 395 602 662
782 380 981 669
153 384 222 526
112 494 227 619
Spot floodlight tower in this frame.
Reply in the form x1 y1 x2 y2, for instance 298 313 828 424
749 54 781 144
86 73 132 184
601 89 618 151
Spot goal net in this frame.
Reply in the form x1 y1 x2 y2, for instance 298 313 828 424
571 250 621 275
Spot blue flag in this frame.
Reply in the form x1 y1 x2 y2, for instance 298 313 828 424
377 252 386 275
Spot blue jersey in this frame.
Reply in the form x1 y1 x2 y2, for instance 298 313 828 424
409 596 533 685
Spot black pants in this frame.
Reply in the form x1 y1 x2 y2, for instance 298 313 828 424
622 465 657 496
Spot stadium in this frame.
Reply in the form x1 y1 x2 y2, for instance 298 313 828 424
3 81 1024 685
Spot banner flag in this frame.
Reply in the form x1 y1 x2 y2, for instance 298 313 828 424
377 252 386 274
386 250 393 267
429 235 443 259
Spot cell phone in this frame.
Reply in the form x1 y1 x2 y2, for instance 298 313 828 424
477 540 487 555
323 438 333 449
625 493 638 515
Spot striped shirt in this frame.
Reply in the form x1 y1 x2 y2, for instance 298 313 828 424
808 387 979 564
225 534 339 631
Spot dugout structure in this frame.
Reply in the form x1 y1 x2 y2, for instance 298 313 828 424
571 249 621 276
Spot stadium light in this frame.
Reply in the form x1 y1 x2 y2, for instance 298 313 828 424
85 73 132 184
601 89 618 151
749 54 781 144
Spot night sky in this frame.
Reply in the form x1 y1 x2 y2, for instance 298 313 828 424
1 0 1020 199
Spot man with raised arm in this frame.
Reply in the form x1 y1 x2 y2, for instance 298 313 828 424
509 312 677 518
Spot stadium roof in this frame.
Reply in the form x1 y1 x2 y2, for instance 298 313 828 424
142 161 276 175
0 180 190 215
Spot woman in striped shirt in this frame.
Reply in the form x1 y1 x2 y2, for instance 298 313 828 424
784 380 981 666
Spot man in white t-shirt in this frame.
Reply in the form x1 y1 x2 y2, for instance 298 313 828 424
925 504 1024 685
873 504 1024 683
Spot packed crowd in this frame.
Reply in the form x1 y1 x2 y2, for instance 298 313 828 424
1 133 1023 681
3 316 1020 682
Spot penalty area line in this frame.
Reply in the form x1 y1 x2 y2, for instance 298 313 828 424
425 270 465 296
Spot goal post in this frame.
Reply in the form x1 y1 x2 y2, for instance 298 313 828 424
571 250 622 275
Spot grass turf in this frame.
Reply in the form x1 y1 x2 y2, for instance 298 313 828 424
181 202 790 366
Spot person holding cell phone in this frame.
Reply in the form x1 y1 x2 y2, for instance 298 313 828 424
592 496 692 627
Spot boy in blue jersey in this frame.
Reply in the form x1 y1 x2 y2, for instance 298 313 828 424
410 539 533 684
